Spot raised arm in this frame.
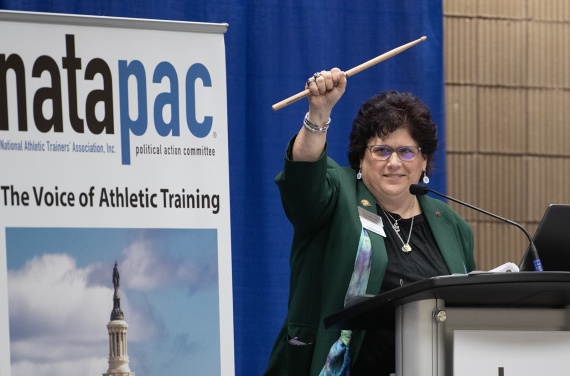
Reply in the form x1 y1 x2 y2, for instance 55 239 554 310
291 68 347 162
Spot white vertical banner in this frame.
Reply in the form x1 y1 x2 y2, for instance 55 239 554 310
0 10 233 376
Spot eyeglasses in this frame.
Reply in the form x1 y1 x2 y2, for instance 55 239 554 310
366 145 422 161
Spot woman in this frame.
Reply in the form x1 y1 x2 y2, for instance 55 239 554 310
265 68 475 376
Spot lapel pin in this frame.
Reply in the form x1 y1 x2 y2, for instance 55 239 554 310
361 199 372 207
436 211 441 217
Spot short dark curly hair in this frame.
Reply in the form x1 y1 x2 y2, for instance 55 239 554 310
347 91 438 176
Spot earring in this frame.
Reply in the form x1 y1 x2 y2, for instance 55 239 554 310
356 167 362 180
422 170 430 184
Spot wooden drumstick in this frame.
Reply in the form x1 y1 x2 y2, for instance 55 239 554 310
271 36 427 111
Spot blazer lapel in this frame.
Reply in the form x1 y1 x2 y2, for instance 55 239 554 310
420 196 468 274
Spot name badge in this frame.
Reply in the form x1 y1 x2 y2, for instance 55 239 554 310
358 206 386 237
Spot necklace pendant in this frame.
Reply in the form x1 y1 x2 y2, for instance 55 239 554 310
393 223 400 233
402 244 412 253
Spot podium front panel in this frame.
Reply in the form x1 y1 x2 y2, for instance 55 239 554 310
394 301 570 376
443 306 570 375
453 330 570 375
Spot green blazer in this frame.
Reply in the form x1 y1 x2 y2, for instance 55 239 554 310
264 142 475 376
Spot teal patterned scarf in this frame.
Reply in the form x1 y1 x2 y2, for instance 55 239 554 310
320 227 372 376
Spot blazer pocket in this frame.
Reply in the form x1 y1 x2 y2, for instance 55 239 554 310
286 323 317 375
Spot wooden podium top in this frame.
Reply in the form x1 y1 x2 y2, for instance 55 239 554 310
324 271 570 330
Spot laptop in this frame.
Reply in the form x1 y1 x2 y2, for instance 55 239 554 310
519 204 570 271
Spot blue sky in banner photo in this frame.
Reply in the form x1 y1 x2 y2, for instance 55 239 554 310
6 227 220 376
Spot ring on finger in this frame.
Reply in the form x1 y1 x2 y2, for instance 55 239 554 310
306 77 316 86
313 72 322 79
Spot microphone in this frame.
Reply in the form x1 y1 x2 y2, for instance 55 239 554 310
409 184 544 272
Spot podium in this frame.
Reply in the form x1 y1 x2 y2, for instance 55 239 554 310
324 272 570 376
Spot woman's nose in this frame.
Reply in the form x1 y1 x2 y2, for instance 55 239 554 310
386 151 401 165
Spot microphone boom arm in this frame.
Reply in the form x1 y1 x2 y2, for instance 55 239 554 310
410 184 543 272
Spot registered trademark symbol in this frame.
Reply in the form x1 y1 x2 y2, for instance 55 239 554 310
213 132 217 138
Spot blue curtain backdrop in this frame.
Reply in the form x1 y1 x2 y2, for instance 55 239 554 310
0 1 444 374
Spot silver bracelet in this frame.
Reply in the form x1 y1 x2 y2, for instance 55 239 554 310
303 112 330 133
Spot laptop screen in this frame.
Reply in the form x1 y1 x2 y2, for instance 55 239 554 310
519 204 570 271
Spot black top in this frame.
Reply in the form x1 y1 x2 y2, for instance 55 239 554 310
379 209 450 292
352 206 449 376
